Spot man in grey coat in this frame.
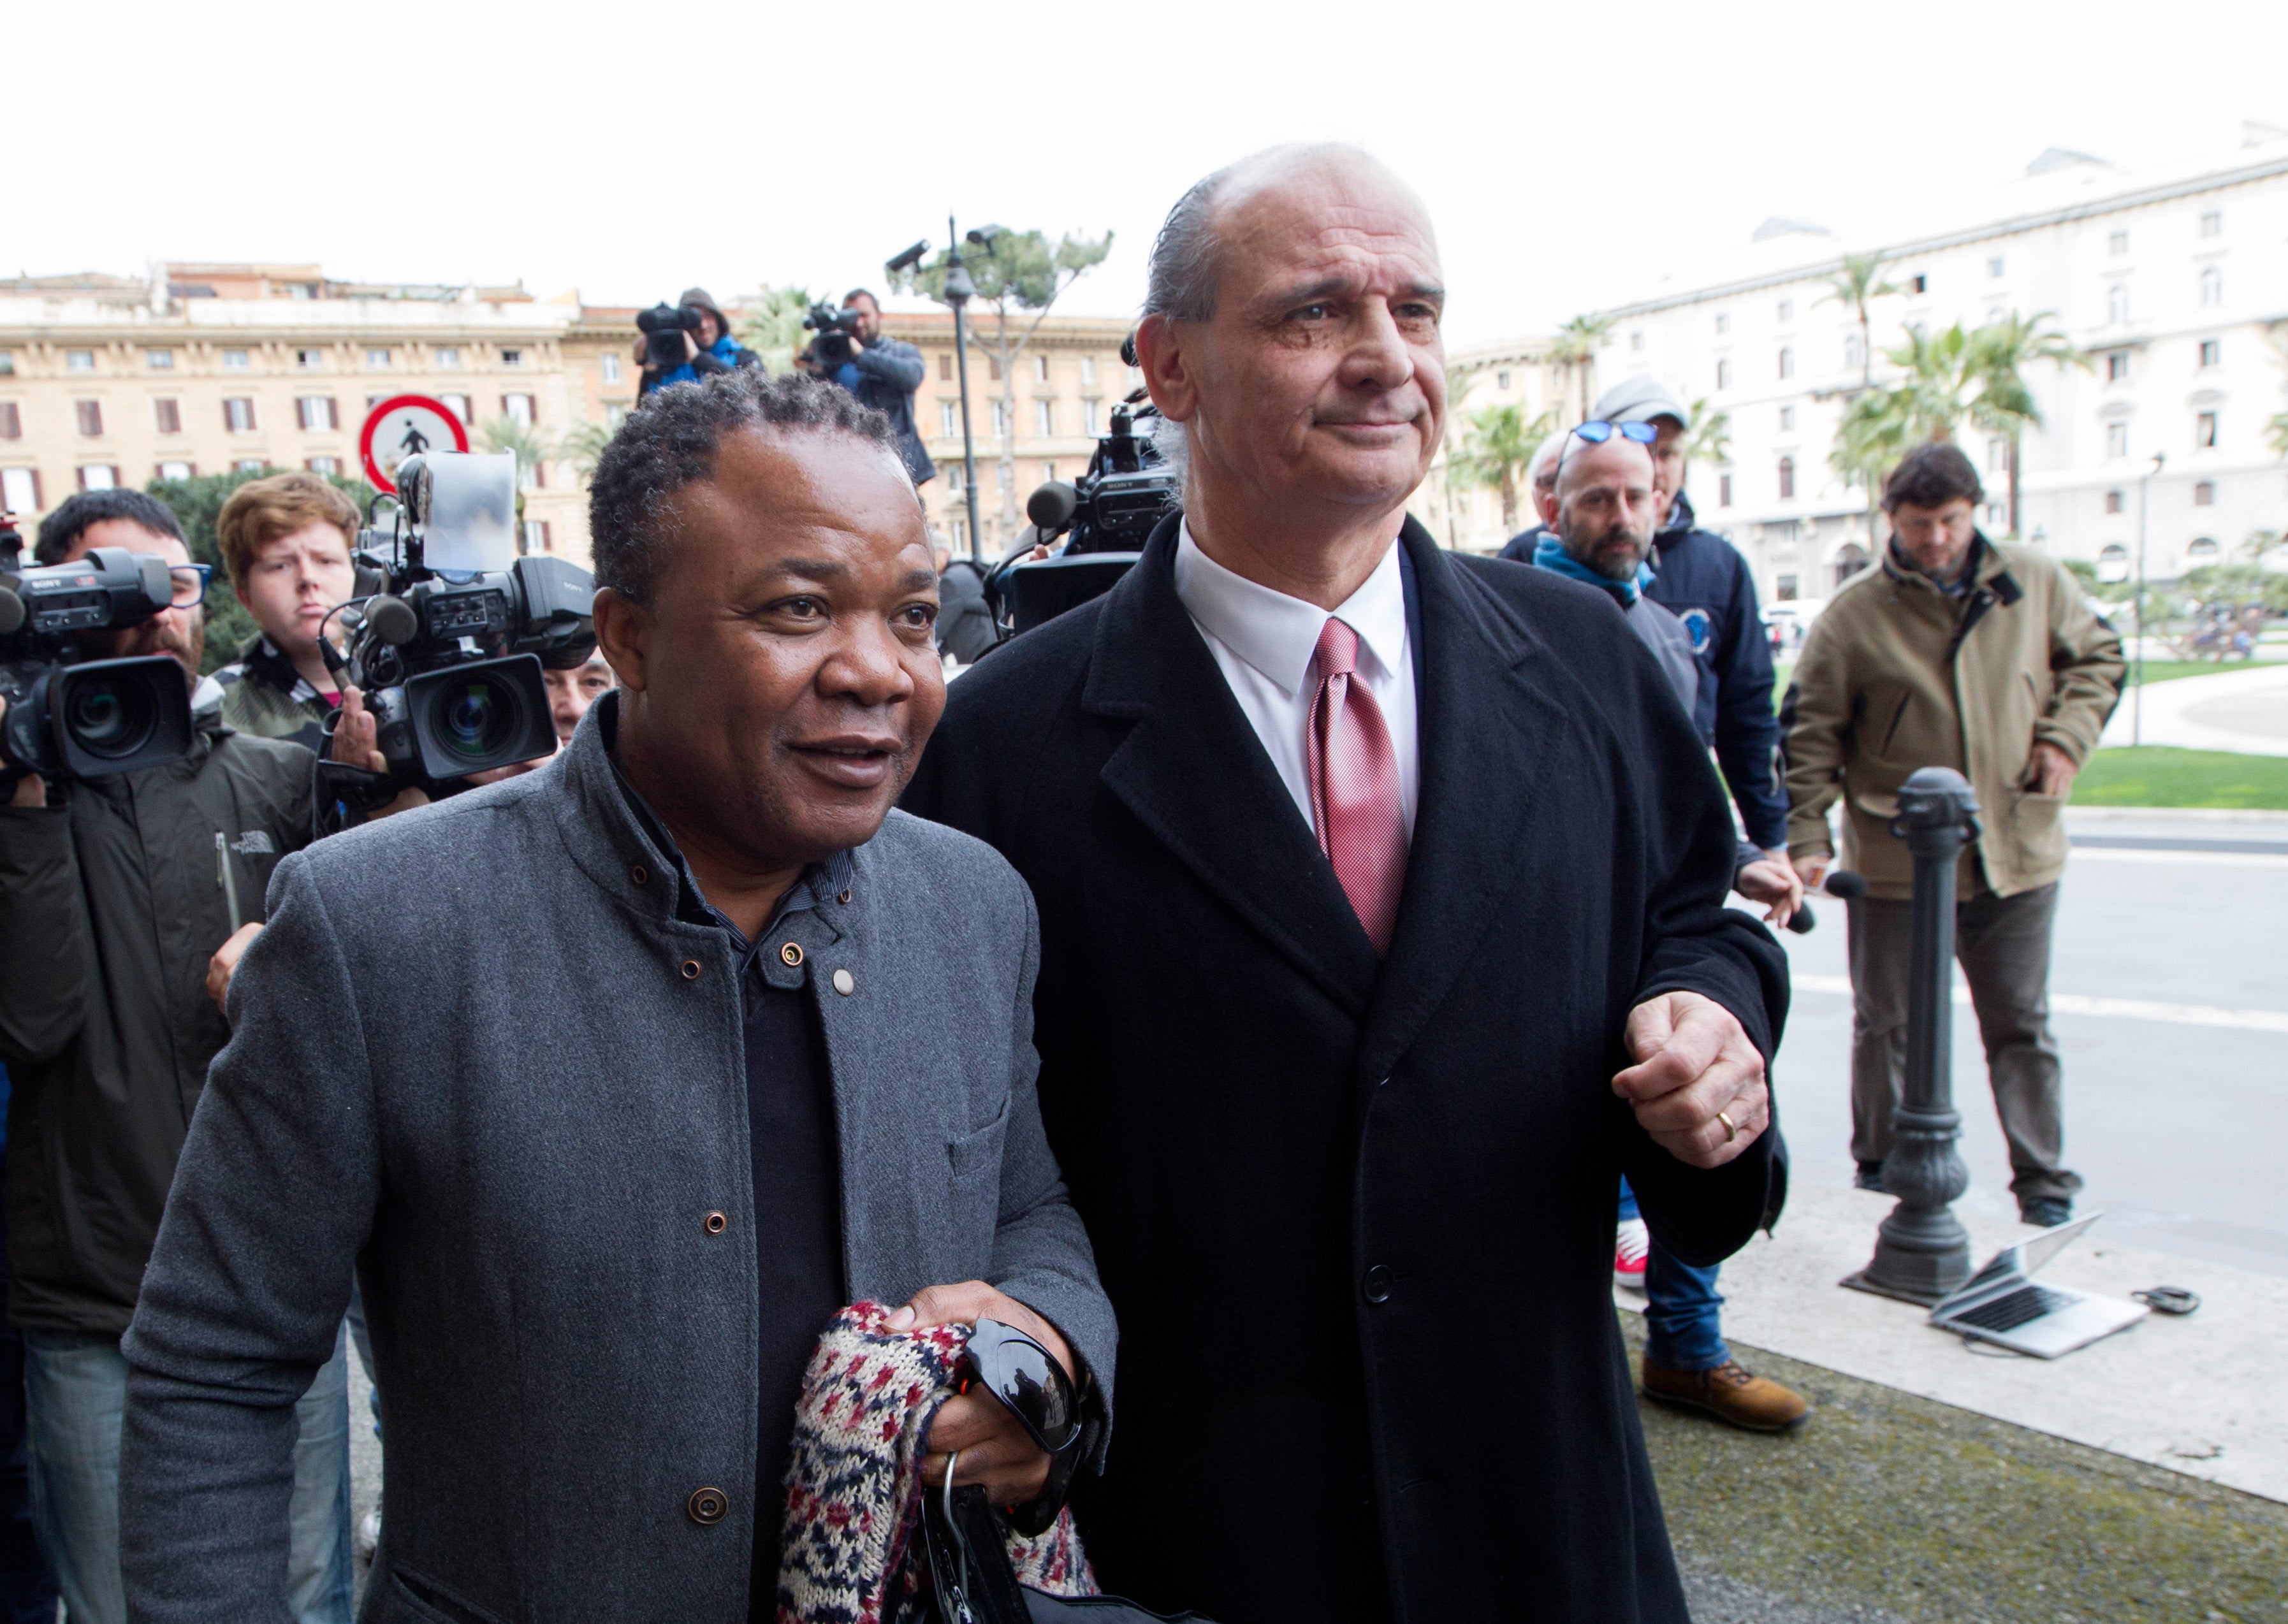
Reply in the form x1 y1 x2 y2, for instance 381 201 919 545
119 372 1114 1622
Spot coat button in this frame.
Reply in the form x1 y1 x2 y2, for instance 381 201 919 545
679 959 702 981
1362 1265 1394 1304
686 1486 728 1525
703 1210 727 1235
780 942 805 968
831 968 856 996
629 863 649 886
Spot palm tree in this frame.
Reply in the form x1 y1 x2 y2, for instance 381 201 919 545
2268 410 2288 460
1452 403 1556 535
560 420 613 486
478 417 557 512
1549 314 1615 421
1971 312 2087 537
738 284 815 375
1819 251 1900 390
1682 398 1730 468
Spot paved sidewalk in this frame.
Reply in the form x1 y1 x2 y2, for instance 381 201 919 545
2099 663 2288 755
1631 1181 2288 1505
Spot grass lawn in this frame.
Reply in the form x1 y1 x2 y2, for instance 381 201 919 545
2073 747 2288 809
2120 659 2281 686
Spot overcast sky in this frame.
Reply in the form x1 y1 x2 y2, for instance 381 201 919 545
14 0 2287 346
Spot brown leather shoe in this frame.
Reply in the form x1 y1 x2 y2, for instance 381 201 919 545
1640 1358 1811 1432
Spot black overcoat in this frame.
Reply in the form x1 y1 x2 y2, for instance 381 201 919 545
903 516 1787 1624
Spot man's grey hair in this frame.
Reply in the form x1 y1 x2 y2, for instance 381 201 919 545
1529 430 1569 493
1143 164 1237 324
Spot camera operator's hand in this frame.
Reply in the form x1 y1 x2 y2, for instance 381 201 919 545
206 922 261 1016
0 697 48 808
1733 851 1803 927
332 685 429 821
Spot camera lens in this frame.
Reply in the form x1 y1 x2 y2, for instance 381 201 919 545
426 672 521 765
62 669 157 760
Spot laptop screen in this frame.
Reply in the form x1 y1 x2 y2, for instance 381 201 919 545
2016 1213 2101 1277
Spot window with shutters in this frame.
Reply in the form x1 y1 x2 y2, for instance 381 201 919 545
1 468 40 512
2196 412 2218 448
0 352 15 375
1777 347 1793 380
2106 423 2128 458
1718 472 1732 507
1716 358 1732 391
1081 355 1097 386
601 353 622 384
2199 339 2220 367
1908 274 1927 294
940 402 958 437
1042 462 1056 486
2104 489 2124 514
223 349 250 370
67 351 94 374
78 465 119 492
939 353 952 382
367 349 392 370
500 349 523 368
297 349 324 371
435 347 461 368
146 349 174 370
504 394 535 426
1777 456 1795 499
234 458 265 472
2106 351 2129 382
306 457 339 475
1033 354 1049 383
1079 398 1101 435
2108 285 2128 323
991 400 1007 437
296 396 339 431
75 402 103 437
224 397 258 433
442 394 472 424
988 356 1001 382
1776 300 1793 322
154 399 181 434
156 460 194 481
2193 481 2215 506
524 519 552 553
2108 230 2129 255
1714 313 1729 335
1778 405 1795 431
2199 266 2222 307
1035 400 1054 436
2201 211 2222 238
0 403 18 440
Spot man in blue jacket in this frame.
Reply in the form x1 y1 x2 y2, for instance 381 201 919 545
823 289 936 488
638 288 761 397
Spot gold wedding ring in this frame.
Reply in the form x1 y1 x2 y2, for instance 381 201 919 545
1717 1110 1738 1143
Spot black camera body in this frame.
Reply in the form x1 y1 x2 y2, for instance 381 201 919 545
993 400 1179 639
803 303 863 370
637 301 706 370
333 454 595 808
0 524 193 781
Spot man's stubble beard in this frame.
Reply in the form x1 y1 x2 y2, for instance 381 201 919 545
119 610 205 680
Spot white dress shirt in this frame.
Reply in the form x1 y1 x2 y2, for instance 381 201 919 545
1171 521 1420 839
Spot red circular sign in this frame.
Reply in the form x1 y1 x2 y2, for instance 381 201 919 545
358 395 471 493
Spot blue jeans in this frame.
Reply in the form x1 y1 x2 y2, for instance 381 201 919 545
1619 1178 1731 1372
23 1324 354 1624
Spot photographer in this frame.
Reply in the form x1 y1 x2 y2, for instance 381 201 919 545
0 490 355 1624
817 288 935 486
636 287 759 398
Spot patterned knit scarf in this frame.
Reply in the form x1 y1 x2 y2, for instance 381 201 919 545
776 1302 1095 1624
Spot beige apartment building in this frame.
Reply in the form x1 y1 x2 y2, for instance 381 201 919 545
1 267 1137 570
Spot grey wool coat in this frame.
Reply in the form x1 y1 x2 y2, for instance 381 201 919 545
117 697 1114 1624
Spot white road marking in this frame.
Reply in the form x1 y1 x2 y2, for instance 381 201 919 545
1791 974 2288 1034
2069 846 2288 868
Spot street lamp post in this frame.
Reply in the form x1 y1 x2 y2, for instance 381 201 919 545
2132 452 2164 746
1844 766 1980 1305
936 215 985 566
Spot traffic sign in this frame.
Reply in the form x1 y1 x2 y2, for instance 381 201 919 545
359 395 471 493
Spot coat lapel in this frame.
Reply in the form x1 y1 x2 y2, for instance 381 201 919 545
1355 523 1575 1084
1086 519 1381 1020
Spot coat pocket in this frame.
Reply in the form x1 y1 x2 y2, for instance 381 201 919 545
2002 786 2068 871
386 1565 516 1624
943 1099 1014 1263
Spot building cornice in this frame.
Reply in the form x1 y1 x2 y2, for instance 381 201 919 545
1594 151 2288 321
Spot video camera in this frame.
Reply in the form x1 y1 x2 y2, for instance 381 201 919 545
321 453 595 823
637 302 706 371
988 395 1180 640
803 303 864 370
0 514 193 781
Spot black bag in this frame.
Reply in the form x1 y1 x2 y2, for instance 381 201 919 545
919 1484 1216 1624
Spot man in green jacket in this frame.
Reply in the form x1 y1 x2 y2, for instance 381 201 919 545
1782 443 2124 1226
0 489 353 1624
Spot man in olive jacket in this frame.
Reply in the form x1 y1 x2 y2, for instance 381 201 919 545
1783 442 2124 1224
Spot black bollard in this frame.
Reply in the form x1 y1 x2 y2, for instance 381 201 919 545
1843 766 1979 1305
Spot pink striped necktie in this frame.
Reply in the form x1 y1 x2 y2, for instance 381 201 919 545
1306 616 1409 955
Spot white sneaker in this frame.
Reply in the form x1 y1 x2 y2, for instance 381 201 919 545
1614 1218 1649 1291
357 1509 381 1562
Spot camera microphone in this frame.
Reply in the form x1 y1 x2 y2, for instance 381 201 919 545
1026 483 1079 532
1825 870 1869 900
365 596 419 648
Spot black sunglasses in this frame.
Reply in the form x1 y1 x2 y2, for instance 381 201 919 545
959 1317 1079 1457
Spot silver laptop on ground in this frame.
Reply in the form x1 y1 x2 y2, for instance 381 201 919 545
1926 1214 2148 1358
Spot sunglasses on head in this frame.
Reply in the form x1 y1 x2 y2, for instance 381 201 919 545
1572 420 1659 447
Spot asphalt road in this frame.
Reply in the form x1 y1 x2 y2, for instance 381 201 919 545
1765 832 2288 1280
